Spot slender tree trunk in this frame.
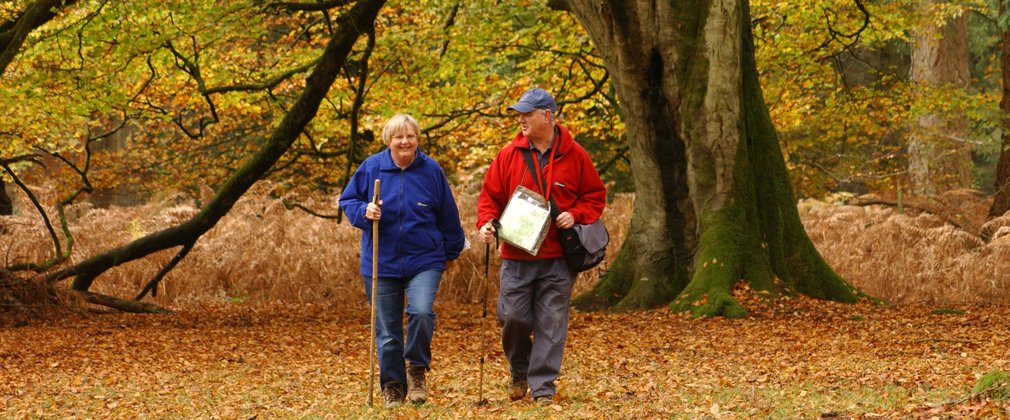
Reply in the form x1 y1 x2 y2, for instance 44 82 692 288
907 1 971 196
0 178 11 215
557 0 859 316
990 1 1010 219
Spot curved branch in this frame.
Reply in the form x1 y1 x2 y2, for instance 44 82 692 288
164 38 220 138
2 164 60 264
0 0 80 74
282 199 341 219
269 0 355 12
809 0 870 60
134 242 194 301
205 58 320 94
422 103 495 133
0 154 42 166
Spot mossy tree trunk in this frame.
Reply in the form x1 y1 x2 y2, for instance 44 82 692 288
556 0 860 317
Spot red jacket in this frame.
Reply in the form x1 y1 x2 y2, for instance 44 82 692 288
477 124 606 260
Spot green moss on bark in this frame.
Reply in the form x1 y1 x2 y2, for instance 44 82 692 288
670 202 758 318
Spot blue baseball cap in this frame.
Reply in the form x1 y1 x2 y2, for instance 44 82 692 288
507 88 557 113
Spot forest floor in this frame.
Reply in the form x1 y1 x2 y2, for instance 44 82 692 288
2 292 1009 419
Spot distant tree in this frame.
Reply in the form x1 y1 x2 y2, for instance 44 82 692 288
0 178 10 215
989 0 1010 218
907 0 972 195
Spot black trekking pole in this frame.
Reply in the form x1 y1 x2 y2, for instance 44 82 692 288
478 223 498 405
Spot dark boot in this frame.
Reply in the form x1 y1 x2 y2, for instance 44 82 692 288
534 395 554 406
381 382 405 408
508 377 528 401
406 363 428 403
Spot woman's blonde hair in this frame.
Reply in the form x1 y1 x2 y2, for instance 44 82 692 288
381 113 421 146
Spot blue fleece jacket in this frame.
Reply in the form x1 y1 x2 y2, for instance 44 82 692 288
339 149 466 278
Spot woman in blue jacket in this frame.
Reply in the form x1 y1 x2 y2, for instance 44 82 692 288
339 113 466 407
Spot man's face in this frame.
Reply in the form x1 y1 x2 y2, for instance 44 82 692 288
517 109 551 139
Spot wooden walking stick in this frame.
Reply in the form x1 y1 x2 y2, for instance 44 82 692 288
368 179 381 406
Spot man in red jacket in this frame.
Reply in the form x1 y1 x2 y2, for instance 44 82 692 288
477 87 606 406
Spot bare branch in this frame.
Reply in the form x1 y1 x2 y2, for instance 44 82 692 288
1 164 61 265
437 2 460 58
269 0 355 12
809 0 870 61
205 58 320 94
164 38 220 137
0 154 42 166
282 199 341 219
135 242 194 301
0 0 81 74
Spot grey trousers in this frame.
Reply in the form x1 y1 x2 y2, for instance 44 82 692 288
497 257 575 398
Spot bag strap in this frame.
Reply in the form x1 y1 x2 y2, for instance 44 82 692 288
520 148 561 221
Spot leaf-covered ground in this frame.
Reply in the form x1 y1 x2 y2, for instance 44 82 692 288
2 295 1009 418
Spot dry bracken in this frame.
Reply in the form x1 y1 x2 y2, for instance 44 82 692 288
3 183 1006 308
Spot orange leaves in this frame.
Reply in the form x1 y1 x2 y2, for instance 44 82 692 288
2 299 1010 416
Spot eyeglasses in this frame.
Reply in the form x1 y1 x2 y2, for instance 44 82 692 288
392 133 418 141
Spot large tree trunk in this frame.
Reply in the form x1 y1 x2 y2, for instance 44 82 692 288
907 1 971 196
558 0 859 316
990 1 1010 219
50 0 387 291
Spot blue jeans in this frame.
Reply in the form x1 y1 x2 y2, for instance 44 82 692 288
363 269 443 388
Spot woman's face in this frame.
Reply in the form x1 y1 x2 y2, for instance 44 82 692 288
389 127 419 167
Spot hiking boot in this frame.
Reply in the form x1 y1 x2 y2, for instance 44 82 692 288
406 363 428 404
534 395 554 406
381 382 405 408
508 377 528 401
